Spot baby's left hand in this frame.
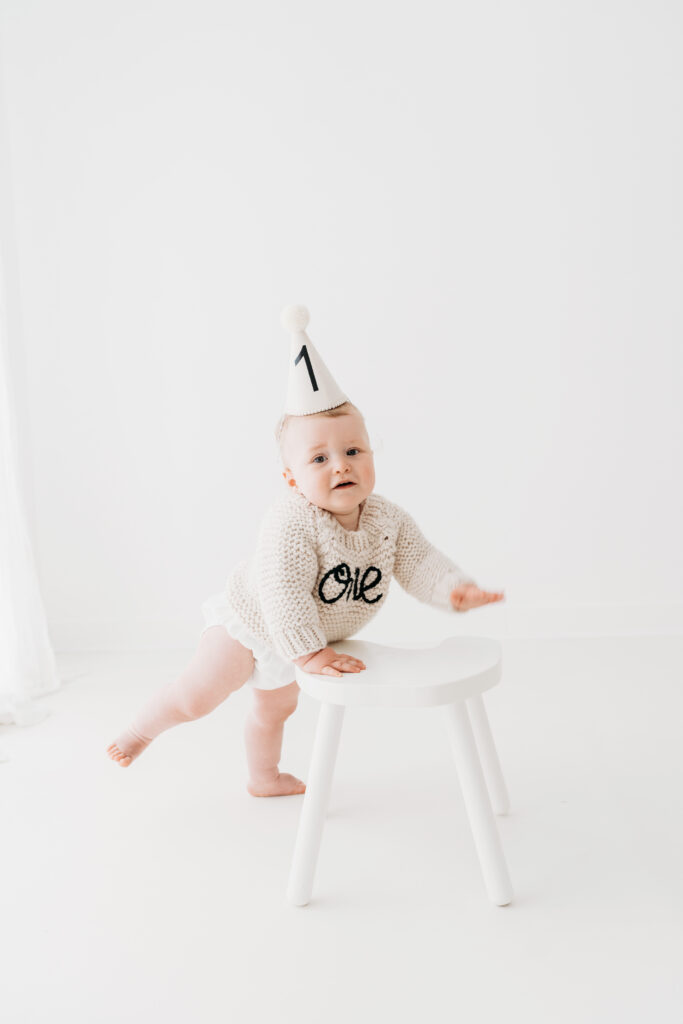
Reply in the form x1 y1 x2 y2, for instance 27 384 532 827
450 583 505 612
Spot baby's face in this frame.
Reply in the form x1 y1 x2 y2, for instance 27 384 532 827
281 410 376 516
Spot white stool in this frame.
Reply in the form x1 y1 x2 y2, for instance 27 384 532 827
287 636 513 907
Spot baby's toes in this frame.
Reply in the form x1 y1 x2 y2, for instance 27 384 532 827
281 773 306 795
107 744 130 766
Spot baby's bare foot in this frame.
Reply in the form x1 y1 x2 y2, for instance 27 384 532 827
247 772 307 798
106 728 151 767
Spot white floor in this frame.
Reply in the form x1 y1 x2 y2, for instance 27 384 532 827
1 636 682 1024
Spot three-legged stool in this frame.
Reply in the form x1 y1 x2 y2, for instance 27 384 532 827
287 636 513 907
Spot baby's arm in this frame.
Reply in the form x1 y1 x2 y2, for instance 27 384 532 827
392 504 504 613
255 509 327 660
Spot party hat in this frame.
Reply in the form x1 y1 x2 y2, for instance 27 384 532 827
280 305 349 415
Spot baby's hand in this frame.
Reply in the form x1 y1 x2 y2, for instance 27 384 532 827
450 583 505 612
294 647 366 677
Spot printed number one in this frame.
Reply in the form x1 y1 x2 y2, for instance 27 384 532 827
294 344 319 392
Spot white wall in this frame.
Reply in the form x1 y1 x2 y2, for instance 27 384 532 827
1 0 681 650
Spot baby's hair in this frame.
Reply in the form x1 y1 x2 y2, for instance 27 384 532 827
275 401 364 466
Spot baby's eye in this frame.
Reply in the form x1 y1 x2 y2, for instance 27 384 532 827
347 448 360 456
312 455 326 464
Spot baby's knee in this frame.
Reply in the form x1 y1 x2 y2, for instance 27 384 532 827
251 682 299 724
174 647 253 719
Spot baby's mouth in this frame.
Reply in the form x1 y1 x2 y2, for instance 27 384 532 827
334 481 355 489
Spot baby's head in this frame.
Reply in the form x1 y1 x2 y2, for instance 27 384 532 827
275 401 375 516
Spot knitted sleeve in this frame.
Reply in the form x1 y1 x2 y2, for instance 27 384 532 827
254 503 328 661
392 504 476 611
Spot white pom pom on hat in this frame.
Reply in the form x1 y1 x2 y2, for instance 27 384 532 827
280 304 349 416
280 304 310 334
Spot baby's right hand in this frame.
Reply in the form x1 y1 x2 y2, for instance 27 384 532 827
294 647 366 677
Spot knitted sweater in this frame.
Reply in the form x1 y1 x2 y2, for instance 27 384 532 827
222 488 476 662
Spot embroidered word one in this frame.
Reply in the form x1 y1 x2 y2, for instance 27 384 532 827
318 562 383 605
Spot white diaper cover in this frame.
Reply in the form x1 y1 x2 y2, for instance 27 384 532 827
200 593 297 691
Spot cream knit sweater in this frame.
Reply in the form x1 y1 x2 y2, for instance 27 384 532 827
222 488 476 662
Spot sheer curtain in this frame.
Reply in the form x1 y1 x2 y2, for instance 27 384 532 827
0 241 60 744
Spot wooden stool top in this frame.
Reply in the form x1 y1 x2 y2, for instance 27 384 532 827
294 636 502 708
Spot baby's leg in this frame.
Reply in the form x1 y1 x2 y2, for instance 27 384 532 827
107 626 254 766
244 682 305 797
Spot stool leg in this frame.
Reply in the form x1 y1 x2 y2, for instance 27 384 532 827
443 701 513 907
467 693 510 815
287 701 345 907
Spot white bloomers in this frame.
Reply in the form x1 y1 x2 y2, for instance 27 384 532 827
200 593 298 691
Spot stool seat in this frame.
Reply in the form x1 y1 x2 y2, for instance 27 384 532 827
294 636 502 708
287 635 513 909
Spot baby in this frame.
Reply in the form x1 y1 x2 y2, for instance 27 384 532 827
107 308 504 796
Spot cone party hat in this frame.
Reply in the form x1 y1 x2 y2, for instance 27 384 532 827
280 305 349 415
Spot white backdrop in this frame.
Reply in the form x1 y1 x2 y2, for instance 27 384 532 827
1 0 681 650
